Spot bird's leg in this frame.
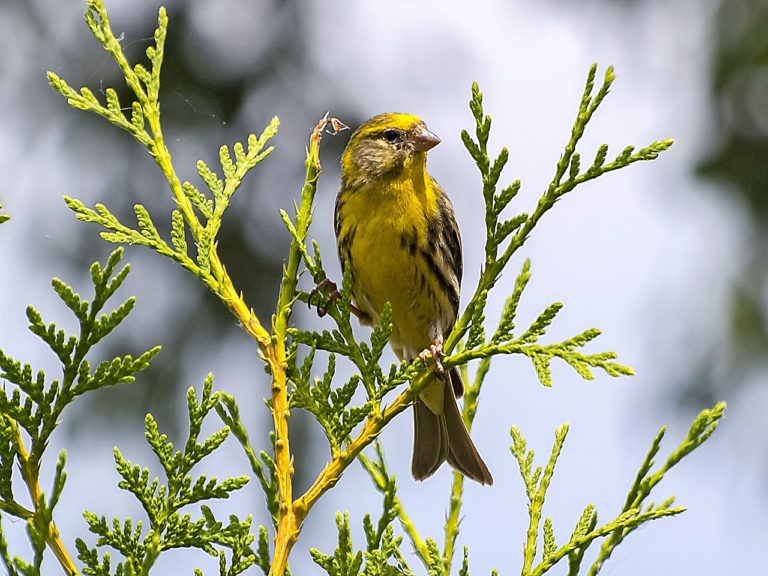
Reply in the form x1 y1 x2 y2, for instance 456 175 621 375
308 277 368 320
419 335 446 375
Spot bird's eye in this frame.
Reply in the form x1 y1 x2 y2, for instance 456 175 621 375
383 129 400 143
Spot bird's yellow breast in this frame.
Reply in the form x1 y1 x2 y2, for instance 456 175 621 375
338 172 451 360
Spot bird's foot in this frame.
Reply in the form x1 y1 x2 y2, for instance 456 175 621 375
308 278 340 317
419 338 445 375
308 277 367 320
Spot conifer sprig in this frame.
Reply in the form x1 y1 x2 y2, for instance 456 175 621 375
447 69 672 379
75 375 256 576
47 4 301 572
215 394 280 530
310 510 416 576
50 0 279 314
0 248 158 576
584 401 726 576
358 443 429 563
506 405 726 576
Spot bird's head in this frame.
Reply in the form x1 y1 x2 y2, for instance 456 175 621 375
341 113 440 187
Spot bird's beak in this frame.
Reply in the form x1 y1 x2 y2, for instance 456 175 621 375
412 126 441 152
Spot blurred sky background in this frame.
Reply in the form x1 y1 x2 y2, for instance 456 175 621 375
1 0 767 574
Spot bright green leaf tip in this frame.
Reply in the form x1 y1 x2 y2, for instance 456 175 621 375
0 203 9 224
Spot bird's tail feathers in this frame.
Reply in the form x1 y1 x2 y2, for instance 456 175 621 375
411 368 493 485
412 398 449 480
444 368 493 485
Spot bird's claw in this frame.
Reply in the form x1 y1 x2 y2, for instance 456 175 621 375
419 340 445 375
308 278 340 318
308 277 370 321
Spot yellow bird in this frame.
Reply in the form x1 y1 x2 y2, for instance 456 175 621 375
334 113 493 484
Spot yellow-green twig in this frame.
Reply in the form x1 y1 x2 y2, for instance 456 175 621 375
357 452 430 563
266 115 327 576
7 417 79 576
442 360 487 573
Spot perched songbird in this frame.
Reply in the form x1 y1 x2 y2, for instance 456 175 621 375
334 113 493 484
